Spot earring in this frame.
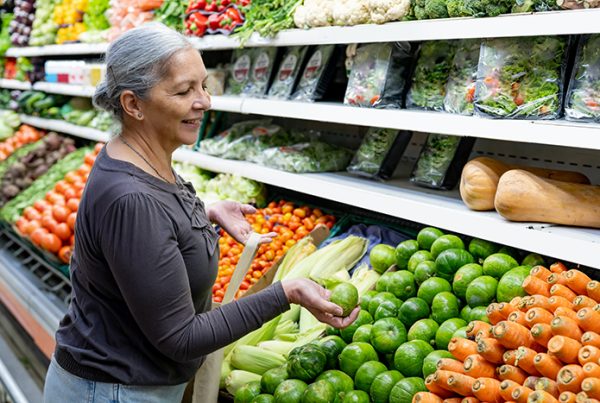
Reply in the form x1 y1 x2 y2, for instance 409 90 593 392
137 112 143 119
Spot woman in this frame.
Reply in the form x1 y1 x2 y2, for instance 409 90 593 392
43 23 358 403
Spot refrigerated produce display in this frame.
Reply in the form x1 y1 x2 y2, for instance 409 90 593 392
0 1 599 402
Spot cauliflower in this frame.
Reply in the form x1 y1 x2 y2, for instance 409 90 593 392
425 0 449 18
305 0 335 27
332 0 370 26
294 5 310 28
368 0 411 23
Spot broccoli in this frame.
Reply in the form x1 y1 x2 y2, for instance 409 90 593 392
447 0 470 16
462 0 511 17
414 5 428 18
425 0 449 18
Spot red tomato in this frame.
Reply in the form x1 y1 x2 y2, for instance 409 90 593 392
41 233 62 253
58 246 73 264
30 228 48 246
24 206 41 221
53 222 72 241
52 205 71 223
66 198 79 212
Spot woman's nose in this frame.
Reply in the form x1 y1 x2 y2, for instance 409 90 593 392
193 93 211 110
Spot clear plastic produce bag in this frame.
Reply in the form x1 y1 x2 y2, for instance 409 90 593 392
198 119 271 157
225 48 254 96
291 45 338 102
444 39 481 116
565 35 600 123
258 141 353 173
344 42 413 109
407 41 456 111
220 125 309 162
474 36 568 120
268 46 309 100
243 47 278 97
511 0 559 12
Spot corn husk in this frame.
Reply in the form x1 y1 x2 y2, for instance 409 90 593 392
230 345 286 374
225 370 262 395
350 263 381 297
275 319 299 336
273 236 317 282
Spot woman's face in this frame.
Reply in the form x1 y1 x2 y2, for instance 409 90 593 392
141 47 211 147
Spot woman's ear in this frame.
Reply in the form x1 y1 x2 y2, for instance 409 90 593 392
120 90 144 120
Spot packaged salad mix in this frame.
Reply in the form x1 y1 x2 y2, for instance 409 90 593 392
407 41 456 111
343 42 413 109
268 46 309 99
291 45 339 102
225 49 254 96
565 35 600 123
444 39 481 115
258 141 353 173
198 119 271 156
474 36 569 120
243 47 279 97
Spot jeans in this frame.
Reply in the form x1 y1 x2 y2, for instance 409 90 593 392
43 358 188 403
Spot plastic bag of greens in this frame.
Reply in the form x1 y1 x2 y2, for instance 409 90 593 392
347 128 412 179
344 42 413 109
411 133 475 190
565 35 600 123
243 47 279 97
258 141 353 173
444 39 481 115
407 41 456 111
268 46 309 99
512 0 559 12
291 45 339 102
198 119 270 156
225 49 254 95
474 36 568 120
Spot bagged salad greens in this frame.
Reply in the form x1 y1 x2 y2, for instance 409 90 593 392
474 36 568 119
258 141 353 173
198 119 271 156
411 133 475 189
444 39 481 115
243 47 279 97
565 35 600 123
344 42 413 109
512 0 559 12
225 49 254 95
268 46 309 99
407 41 456 111
291 45 338 102
347 128 412 179
221 125 309 162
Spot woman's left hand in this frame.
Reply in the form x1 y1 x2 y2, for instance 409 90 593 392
207 200 276 245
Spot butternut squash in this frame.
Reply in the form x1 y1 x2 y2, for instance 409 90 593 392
494 169 600 228
460 157 590 211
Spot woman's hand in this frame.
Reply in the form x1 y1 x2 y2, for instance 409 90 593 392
282 279 360 329
207 201 276 245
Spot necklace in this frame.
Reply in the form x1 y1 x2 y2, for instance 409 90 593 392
120 136 174 184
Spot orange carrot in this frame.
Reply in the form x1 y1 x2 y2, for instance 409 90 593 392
509 311 530 327
557 365 585 393
501 380 522 401
512 385 535 403
578 309 600 334
556 307 579 322
466 321 492 340
463 354 496 378
551 284 578 301
511 296 524 308
425 374 455 398
585 398 600 403
414 392 444 403
442 399 463 403
477 337 505 364
471 378 502 403
460 398 480 403
499 302 519 317
535 378 560 398
548 335 583 364
549 296 575 312
574 296 598 310
564 270 592 296
551 316 584 341
516 346 542 376
499 365 528 384
587 282 600 303
504 350 518 365
579 346 600 366
445 372 477 397
525 377 542 390
528 295 553 312
531 265 553 281
576 392 589 403
582 378 600 400
474 330 488 342
534 353 563 379
520 297 534 311
437 358 466 374
529 390 560 403
487 303 505 325
584 363 600 379
548 272 568 286
551 262 568 274
582 332 600 348
594 304 600 312
493 321 535 349
524 276 552 297
526 308 554 327
531 323 554 348
559 391 577 403
448 338 478 361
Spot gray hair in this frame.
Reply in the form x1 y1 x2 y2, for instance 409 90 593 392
93 22 193 122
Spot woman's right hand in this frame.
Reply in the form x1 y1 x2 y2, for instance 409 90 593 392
282 278 360 329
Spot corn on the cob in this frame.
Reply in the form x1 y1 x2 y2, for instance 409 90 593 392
230 345 286 375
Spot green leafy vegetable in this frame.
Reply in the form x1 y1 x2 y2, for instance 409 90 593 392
411 134 460 188
565 35 600 123
444 39 481 115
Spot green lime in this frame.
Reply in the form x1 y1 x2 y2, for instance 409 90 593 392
483 253 519 279
352 325 373 343
407 319 439 347
339 342 379 378
407 251 433 273
466 276 498 308
430 235 465 259
330 283 359 317
354 361 388 393
398 298 430 328
414 261 436 285
417 227 444 251
387 270 417 300
370 317 407 354
395 240 420 270
370 371 403 403
370 244 396 274
394 340 434 377
417 277 452 305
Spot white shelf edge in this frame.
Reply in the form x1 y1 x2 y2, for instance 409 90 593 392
32 82 96 97
173 149 600 269
5 42 109 57
19 115 110 142
0 79 31 91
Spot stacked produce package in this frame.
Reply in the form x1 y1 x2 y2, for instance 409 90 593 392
53 0 88 44
29 0 58 46
184 0 246 38
9 0 35 46
107 0 162 41
80 0 110 43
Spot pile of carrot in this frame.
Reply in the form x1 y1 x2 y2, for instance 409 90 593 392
413 262 600 403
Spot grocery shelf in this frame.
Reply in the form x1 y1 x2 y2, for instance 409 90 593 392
5 42 109 57
33 81 96 97
173 148 600 269
0 79 31 91
19 115 110 142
